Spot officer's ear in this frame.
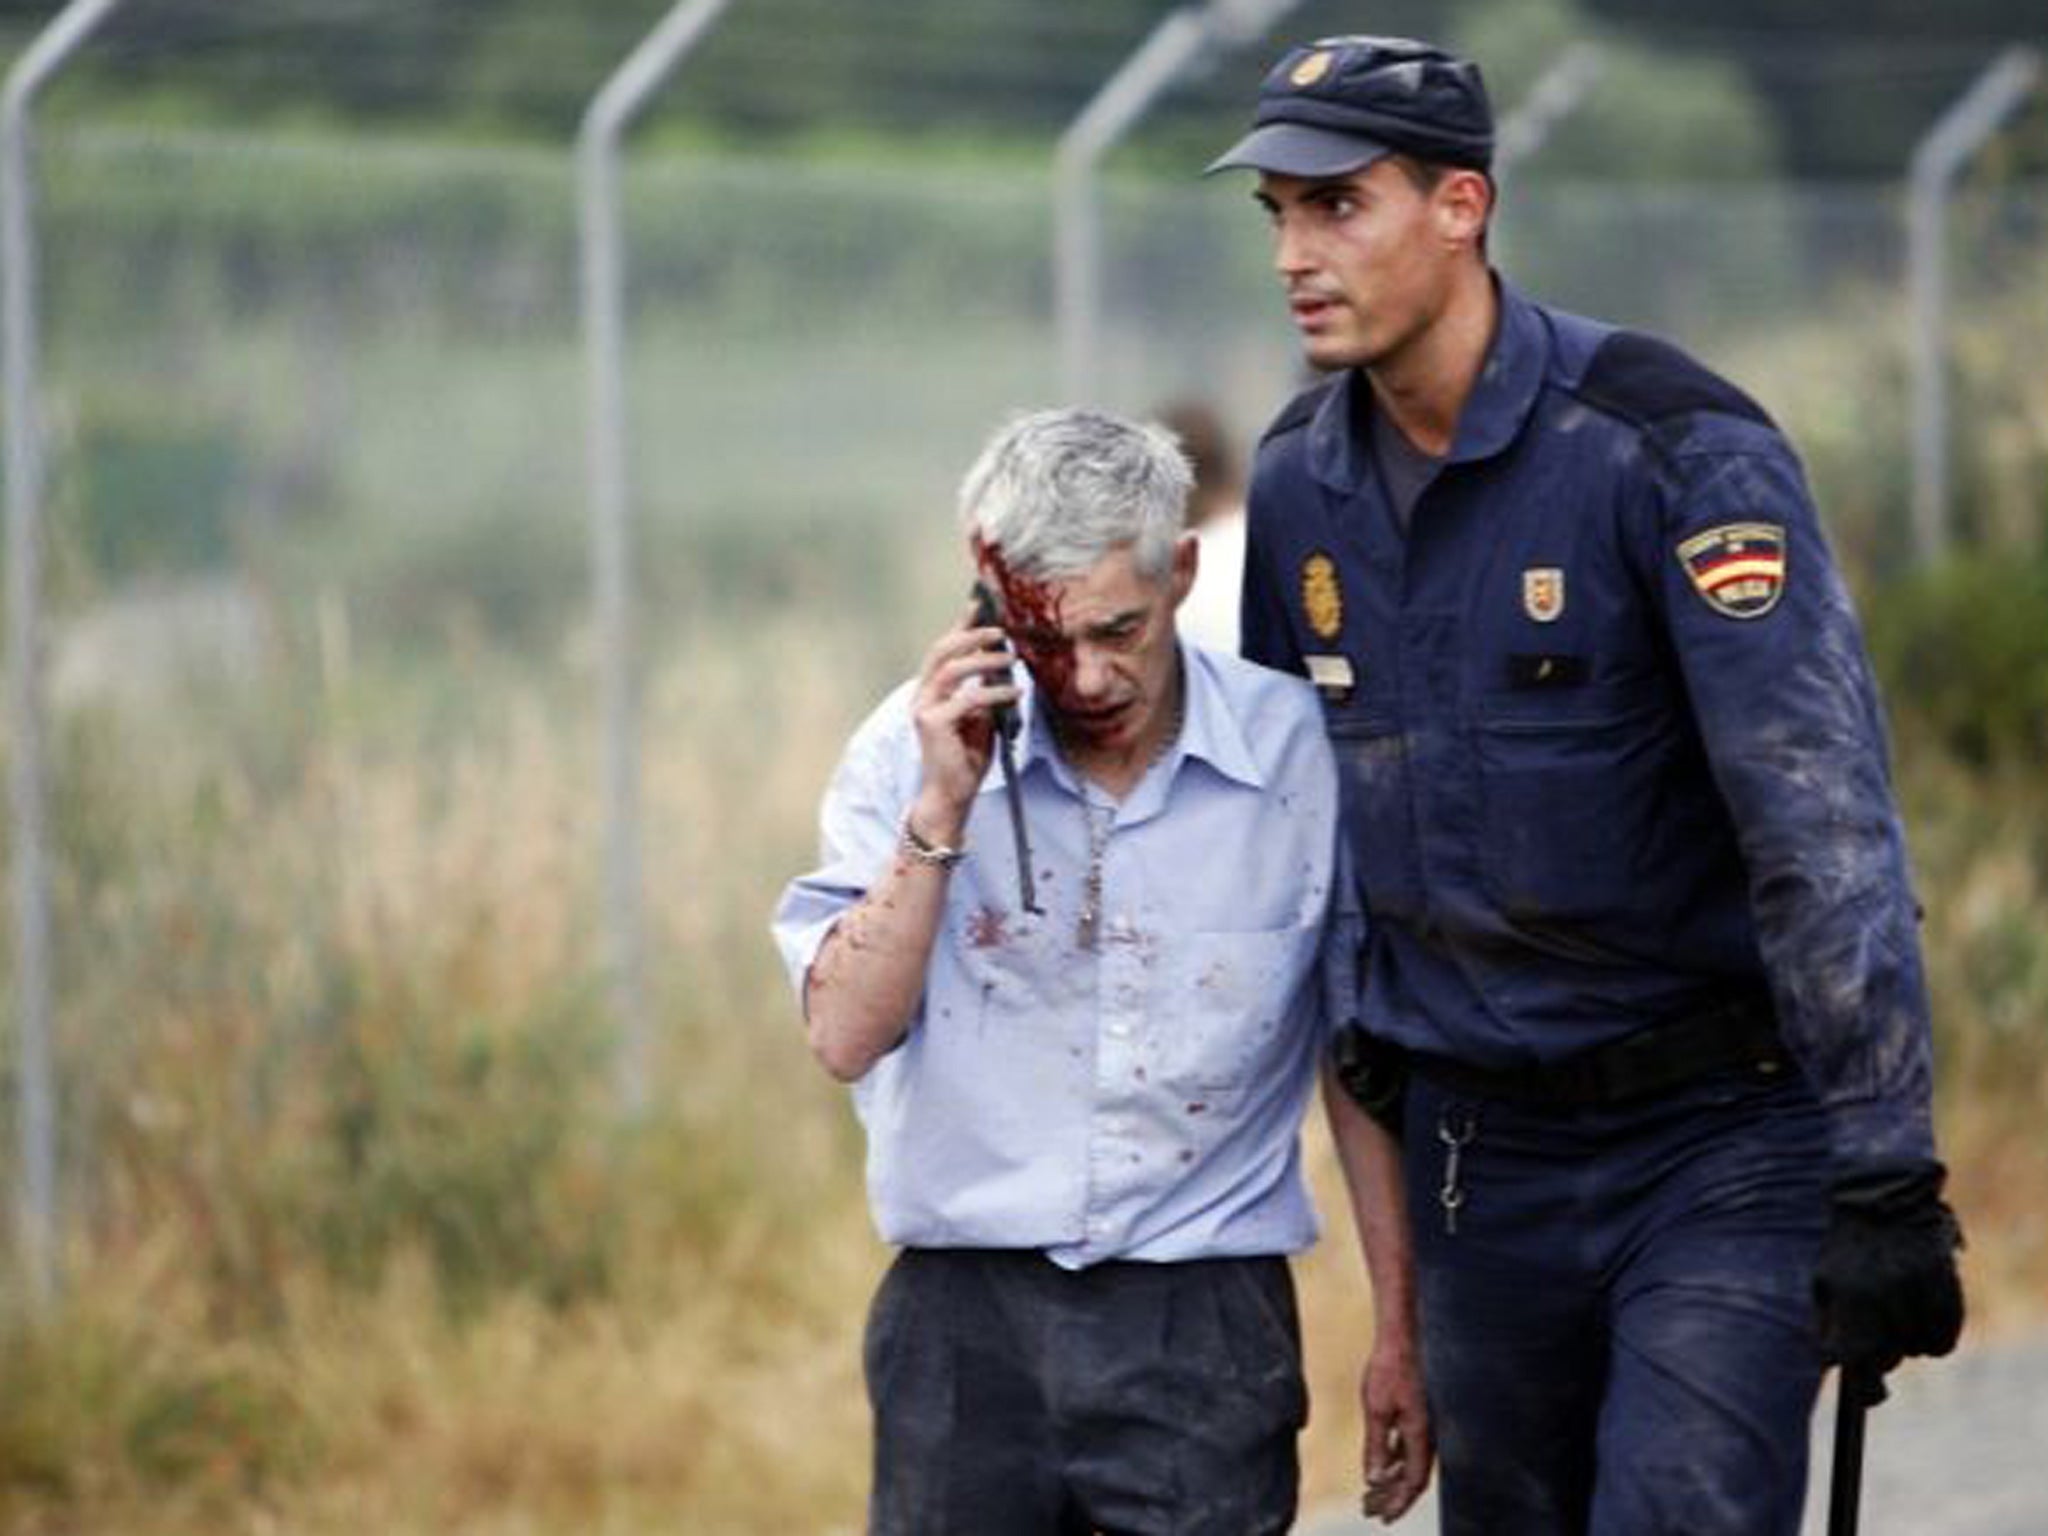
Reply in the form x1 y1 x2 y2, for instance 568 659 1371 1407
1433 168 1492 251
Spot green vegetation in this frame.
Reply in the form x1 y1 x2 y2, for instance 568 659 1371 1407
73 401 249 581
1458 0 1782 181
1869 550 2048 767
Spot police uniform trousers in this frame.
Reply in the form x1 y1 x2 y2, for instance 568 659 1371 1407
862 1247 1306 1536
1405 1062 1831 1536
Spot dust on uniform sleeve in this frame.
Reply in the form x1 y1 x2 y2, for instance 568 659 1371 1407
1652 431 1936 1166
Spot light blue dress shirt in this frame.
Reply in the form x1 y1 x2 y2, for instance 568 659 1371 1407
772 644 1348 1269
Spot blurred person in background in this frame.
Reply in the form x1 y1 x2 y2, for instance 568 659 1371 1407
1207 33 1964 1536
772 406 1429 1534
1154 398 1248 655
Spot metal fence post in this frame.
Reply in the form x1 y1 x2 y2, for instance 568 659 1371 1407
1053 0 1304 403
2 0 128 1314
1054 8 1207 405
1907 46 2041 565
577 0 735 1117
1493 45 1604 186
1487 46 1605 271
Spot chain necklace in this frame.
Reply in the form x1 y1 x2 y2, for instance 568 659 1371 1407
1075 796 1114 952
1073 679 1185 952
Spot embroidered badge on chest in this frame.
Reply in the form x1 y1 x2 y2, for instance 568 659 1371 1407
1522 567 1565 623
1301 552 1343 640
1677 522 1787 619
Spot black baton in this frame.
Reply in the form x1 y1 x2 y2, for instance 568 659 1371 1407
1827 1364 1883 1536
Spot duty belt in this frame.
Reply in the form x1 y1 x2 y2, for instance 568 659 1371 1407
1408 991 1790 1109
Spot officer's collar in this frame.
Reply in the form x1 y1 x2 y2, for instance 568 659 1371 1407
1305 275 1550 493
1451 277 1549 463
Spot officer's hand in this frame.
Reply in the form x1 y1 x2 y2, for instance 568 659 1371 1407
1813 1159 1964 1379
1359 1330 1432 1523
908 609 1021 838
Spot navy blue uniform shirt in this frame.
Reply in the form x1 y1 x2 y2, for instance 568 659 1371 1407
1242 280 1935 1168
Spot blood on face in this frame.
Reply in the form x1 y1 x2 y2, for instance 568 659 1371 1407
973 537 1078 709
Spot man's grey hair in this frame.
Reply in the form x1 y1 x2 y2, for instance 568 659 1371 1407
957 407 1192 582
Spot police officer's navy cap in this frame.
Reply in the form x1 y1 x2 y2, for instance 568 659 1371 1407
1206 36 1494 177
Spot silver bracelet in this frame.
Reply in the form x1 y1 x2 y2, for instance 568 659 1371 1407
899 814 966 869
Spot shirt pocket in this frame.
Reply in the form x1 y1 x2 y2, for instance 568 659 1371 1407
1473 678 1673 924
1147 924 1318 1105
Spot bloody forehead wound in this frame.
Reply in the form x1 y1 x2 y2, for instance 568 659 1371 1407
974 537 1077 703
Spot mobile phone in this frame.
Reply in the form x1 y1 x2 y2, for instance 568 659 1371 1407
970 581 1019 740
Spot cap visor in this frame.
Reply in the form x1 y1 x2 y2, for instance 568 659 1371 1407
1203 122 1392 178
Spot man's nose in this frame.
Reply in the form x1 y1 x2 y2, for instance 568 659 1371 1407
1072 646 1117 699
1273 214 1313 279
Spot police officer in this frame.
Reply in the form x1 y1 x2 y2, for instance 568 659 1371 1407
1206 35 1965 1535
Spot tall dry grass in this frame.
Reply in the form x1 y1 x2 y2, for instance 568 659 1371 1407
1 522 2043 1535
1895 753 2048 1332
3 589 893 1533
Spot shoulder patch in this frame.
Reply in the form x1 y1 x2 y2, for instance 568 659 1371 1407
1578 331 1773 431
1258 376 1341 446
1677 522 1786 619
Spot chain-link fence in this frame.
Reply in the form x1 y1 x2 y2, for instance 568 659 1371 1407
12 119 2048 1241
46 124 2047 581
2 118 2044 1227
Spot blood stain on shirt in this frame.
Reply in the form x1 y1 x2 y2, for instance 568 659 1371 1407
966 905 1008 949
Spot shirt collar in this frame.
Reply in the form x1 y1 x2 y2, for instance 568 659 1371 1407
1304 368 1373 496
984 642 1266 802
1305 274 1550 492
1173 645 1266 791
1448 277 1549 464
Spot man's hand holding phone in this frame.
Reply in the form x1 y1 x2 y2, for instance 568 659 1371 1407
906 589 1022 849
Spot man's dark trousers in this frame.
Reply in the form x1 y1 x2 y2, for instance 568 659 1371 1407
864 1247 1306 1535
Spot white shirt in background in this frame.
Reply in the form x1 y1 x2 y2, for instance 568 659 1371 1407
1178 508 1247 656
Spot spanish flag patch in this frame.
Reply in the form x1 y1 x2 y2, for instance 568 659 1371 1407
1676 522 1787 620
